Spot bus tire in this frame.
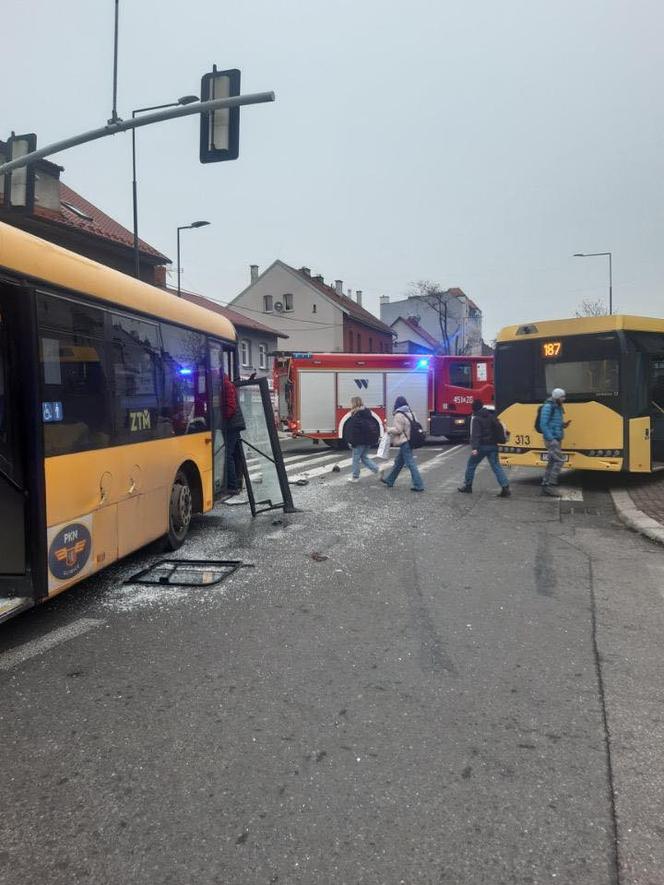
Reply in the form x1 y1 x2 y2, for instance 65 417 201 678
166 468 194 550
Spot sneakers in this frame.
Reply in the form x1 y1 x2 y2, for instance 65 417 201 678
497 487 511 498
410 487 424 492
541 484 561 497
347 476 359 483
457 485 472 494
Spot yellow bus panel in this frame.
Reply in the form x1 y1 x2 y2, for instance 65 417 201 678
628 418 651 472
44 434 214 596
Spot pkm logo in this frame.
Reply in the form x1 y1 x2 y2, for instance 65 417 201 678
48 523 92 581
354 379 369 389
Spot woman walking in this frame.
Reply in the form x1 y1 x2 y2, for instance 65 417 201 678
345 396 382 482
382 396 424 492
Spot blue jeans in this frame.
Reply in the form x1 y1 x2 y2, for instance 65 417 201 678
352 445 380 478
464 445 509 489
384 442 424 490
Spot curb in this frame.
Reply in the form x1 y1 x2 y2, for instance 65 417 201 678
610 489 664 546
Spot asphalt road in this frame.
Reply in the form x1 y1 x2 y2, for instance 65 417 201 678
1 441 663 885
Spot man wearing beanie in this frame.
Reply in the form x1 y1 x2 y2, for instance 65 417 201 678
458 399 511 497
540 387 570 496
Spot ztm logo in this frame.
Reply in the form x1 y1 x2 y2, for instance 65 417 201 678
354 379 369 389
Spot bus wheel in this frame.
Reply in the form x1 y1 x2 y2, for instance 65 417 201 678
167 469 193 550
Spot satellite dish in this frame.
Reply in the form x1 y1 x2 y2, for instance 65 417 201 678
274 301 284 312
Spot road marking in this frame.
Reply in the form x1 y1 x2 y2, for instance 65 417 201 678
0 618 104 671
558 487 584 501
417 445 464 473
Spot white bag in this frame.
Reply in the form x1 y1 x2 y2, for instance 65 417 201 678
376 432 391 460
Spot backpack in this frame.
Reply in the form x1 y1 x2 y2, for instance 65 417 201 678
491 415 507 445
405 412 426 449
534 404 545 434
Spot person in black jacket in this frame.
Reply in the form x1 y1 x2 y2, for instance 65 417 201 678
345 396 382 483
458 399 511 497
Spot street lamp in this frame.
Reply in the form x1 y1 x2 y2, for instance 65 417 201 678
177 221 210 296
573 252 613 315
131 95 199 278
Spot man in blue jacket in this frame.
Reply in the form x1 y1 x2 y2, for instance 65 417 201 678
540 387 570 496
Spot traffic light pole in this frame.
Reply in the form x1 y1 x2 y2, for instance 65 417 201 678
0 91 275 176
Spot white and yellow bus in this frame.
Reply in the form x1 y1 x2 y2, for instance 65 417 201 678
496 315 664 475
0 222 238 621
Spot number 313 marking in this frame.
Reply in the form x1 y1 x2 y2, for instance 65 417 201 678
513 434 531 446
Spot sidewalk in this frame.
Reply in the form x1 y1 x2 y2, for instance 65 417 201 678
611 473 664 545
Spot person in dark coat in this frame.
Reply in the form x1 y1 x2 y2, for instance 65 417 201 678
458 399 511 497
345 396 382 482
223 375 244 493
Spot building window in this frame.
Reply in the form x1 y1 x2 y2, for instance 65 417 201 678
312 304 317 313
348 331 353 352
263 295 273 312
369 337 373 353
240 339 251 367
357 334 362 352
284 293 293 311
258 343 267 370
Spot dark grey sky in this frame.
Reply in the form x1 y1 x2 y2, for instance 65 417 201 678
3 0 663 338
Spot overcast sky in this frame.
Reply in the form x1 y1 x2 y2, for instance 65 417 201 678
3 0 663 339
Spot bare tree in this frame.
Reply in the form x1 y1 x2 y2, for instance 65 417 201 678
408 280 460 354
575 298 609 317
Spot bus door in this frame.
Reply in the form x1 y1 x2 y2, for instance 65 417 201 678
649 357 664 465
235 377 295 515
0 287 28 582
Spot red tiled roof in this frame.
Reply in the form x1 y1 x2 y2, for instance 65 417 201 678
175 288 289 338
392 315 439 349
0 176 169 262
54 184 169 261
284 264 393 335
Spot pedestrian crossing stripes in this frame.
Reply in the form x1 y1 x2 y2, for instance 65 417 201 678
242 445 586 501
245 444 464 485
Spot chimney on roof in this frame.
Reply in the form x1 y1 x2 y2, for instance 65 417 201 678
335 279 343 295
300 266 311 276
313 274 324 284
250 264 259 284
356 290 363 307
380 295 390 305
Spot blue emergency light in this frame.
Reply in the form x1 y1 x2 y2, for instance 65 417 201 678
417 358 430 369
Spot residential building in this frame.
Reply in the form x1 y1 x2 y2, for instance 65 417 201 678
229 261 394 354
0 140 169 284
390 316 439 354
177 289 287 381
380 289 483 355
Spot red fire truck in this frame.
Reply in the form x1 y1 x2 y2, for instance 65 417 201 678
274 352 494 445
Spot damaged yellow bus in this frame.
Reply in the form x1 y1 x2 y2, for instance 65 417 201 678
0 222 237 622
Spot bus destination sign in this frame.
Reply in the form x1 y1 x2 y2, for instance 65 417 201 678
541 341 562 359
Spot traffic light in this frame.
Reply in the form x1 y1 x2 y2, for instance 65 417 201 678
199 67 241 163
3 133 37 209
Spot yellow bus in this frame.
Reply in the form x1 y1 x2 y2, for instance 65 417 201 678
496 315 664 475
0 221 238 622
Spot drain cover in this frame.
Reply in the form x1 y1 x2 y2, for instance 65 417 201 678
127 559 254 587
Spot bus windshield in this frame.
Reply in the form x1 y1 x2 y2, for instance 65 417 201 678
496 332 622 409
544 358 619 398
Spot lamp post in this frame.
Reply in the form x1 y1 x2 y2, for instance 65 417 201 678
177 221 210 296
131 95 199 278
573 251 613 315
